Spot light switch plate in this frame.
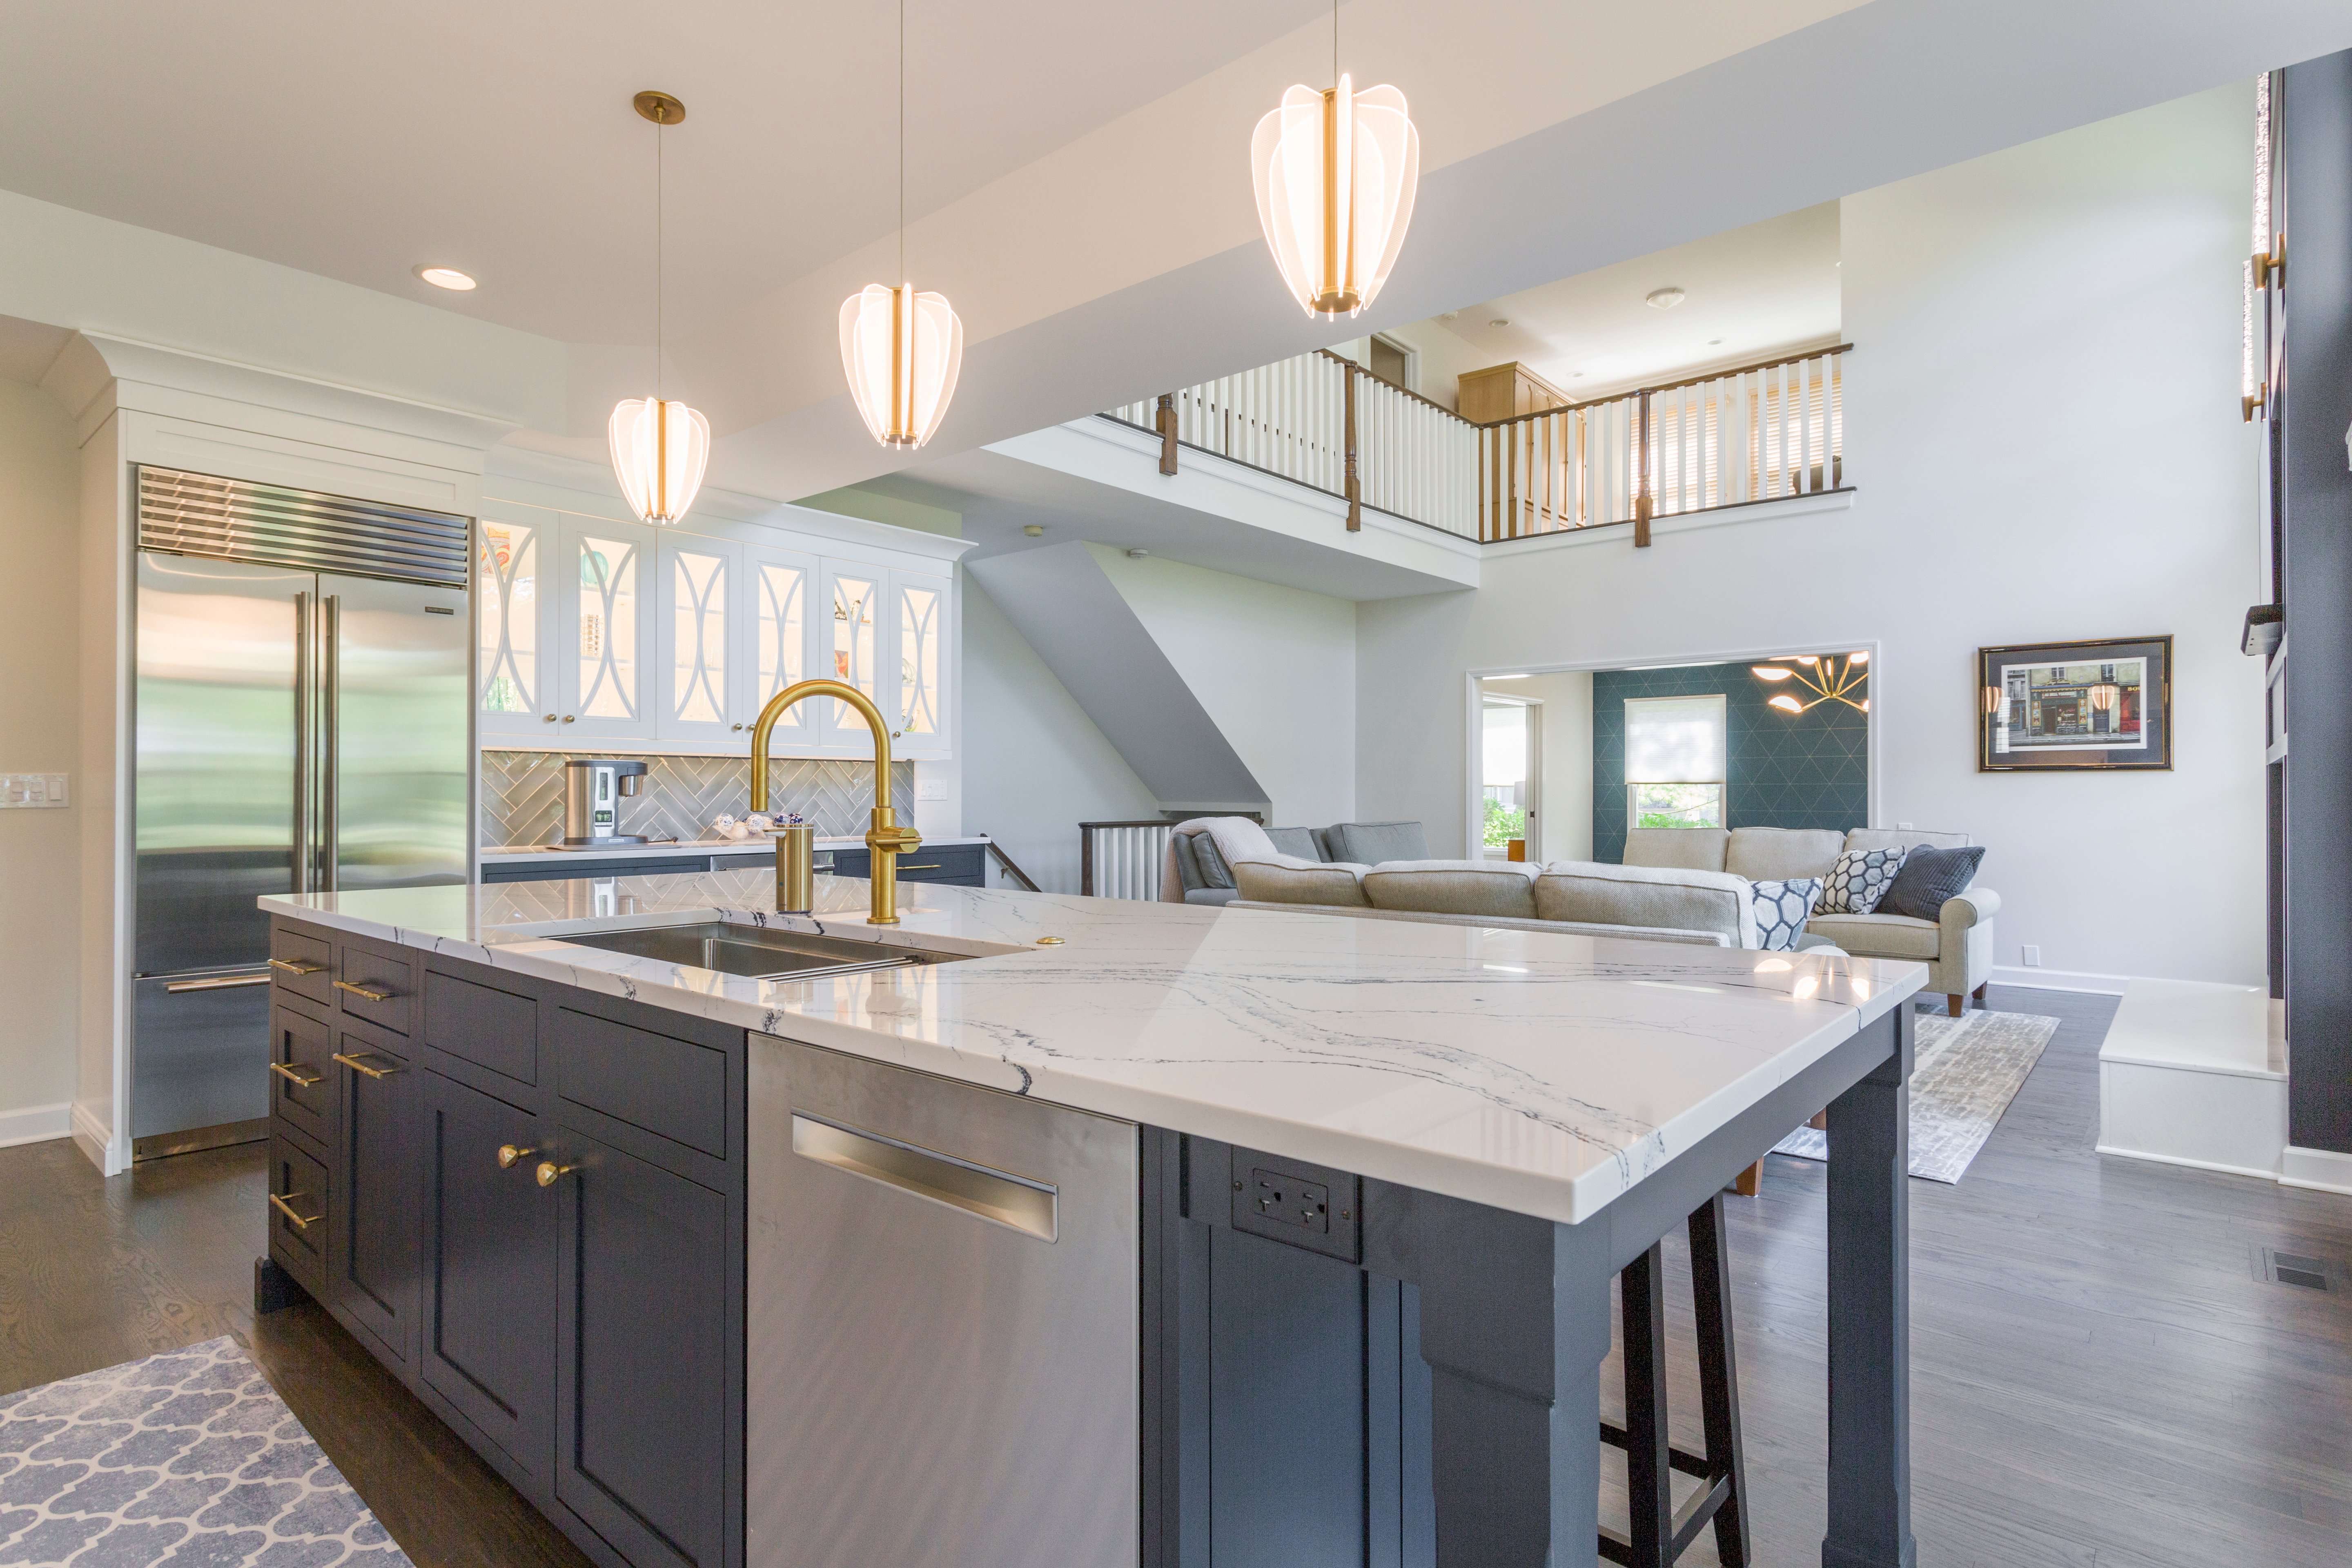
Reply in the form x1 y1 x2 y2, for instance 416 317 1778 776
0 773 67 808
915 779 949 802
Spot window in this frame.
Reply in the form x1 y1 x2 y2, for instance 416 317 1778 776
1625 694 1726 831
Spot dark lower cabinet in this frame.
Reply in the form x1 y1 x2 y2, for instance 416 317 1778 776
554 1129 732 1568
329 1027 417 1368
419 1067 557 1486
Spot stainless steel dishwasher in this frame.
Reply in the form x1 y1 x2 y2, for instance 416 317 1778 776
746 1036 1140 1568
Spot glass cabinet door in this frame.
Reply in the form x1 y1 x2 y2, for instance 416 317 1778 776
745 545 819 751
558 517 655 745
477 511 558 743
892 570 951 758
656 535 739 750
817 562 884 756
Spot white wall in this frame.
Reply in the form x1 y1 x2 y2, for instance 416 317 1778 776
961 576 1162 894
1483 670 1594 862
1358 84 2265 987
1093 545 1358 829
0 380 81 1145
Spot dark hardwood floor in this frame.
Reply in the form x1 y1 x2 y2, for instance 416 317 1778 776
3 985 2347 1567
0 1137 592 1568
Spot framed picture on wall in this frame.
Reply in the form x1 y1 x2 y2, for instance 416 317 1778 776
1977 636 2173 772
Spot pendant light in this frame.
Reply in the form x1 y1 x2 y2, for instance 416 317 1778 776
840 0 964 448
608 90 711 525
1250 0 1421 317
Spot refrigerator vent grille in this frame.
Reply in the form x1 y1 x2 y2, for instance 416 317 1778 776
137 466 470 588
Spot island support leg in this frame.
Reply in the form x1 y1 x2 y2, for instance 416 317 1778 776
1414 1194 1613 1568
1822 1008 1916 1568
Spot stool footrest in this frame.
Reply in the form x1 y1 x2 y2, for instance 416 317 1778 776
1598 1421 1714 1481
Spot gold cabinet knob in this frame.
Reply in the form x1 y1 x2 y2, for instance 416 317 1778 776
536 1160 575 1187
498 1144 538 1169
562 715 576 723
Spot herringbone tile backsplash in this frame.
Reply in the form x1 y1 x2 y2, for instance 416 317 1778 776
481 751 916 849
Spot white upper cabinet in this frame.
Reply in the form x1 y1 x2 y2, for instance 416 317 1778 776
557 517 656 744
891 570 952 760
742 543 820 751
817 561 886 757
476 510 559 744
655 534 742 750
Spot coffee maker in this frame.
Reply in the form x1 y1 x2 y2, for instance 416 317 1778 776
561 758 650 846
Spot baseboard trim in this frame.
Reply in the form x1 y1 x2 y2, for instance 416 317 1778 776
2094 1141 2280 1182
2279 1145 2352 1196
70 1101 114 1174
1987 966 2132 995
0 1102 72 1150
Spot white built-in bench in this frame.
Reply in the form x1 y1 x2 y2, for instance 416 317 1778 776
2097 978 2285 1180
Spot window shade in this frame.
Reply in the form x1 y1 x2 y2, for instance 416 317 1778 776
1625 695 1726 782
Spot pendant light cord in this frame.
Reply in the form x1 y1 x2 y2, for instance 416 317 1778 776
656 117 664 400
1333 0 1338 87
899 0 906 286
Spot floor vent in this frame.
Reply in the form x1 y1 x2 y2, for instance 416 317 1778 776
2254 1246 2332 1290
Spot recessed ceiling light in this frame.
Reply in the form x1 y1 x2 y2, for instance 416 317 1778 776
1708 338 1723 346
1570 371 1585 378
1439 310 1460 321
1488 318 1510 328
414 265 477 291
1646 287 1686 310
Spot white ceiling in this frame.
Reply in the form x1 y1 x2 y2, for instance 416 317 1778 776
1410 203 1843 400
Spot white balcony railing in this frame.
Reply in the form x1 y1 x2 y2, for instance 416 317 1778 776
1108 344 1849 547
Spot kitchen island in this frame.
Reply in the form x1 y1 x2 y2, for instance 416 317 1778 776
256 869 1922 1568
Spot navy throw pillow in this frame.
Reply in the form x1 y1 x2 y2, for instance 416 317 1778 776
1880 844 1986 921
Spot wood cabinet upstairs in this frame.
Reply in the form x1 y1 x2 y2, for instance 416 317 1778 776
1455 360 1571 424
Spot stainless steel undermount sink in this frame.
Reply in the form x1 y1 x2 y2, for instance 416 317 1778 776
556 922 973 981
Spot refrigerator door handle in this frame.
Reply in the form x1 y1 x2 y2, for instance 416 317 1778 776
293 591 311 895
323 594 341 895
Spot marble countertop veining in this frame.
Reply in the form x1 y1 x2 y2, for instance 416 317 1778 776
479 834 993 862
259 871 1924 1225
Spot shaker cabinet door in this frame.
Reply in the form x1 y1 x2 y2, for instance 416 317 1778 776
655 534 743 752
419 1069 557 1483
476 508 561 744
556 517 656 746
552 1128 733 1568
891 569 952 760
328 1030 417 1368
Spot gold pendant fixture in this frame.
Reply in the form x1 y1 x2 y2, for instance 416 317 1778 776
608 91 711 525
1752 652 1869 715
1250 1 1420 317
840 0 964 448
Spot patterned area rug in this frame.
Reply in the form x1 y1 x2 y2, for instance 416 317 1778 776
1772 1009 2060 1184
0 1336 410 1566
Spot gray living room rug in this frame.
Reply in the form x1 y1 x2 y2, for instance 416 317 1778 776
0 1335 411 1566
1771 1009 2060 1184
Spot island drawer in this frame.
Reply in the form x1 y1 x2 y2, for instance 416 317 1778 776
555 1008 728 1159
425 971 539 1087
826 843 985 887
336 942 414 1036
271 1002 335 1147
270 927 334 1007
267 1133 330 1296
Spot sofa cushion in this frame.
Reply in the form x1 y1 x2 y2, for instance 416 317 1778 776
1329 820 1431 864
1805 911 1941 960
1229 901 1732 946
1725 827 1845 881
1183 886 1241 906
1263 826 1325 861
1816 846 1910 915
1880 844 1987 921
1750 877 1825 951
1536 862 1755 946
1621 827 1730 872
1171 832 1208 893
1844 827 1969 855
1363 859 1540 919
1191 834 1235 889
1231 856 1371 907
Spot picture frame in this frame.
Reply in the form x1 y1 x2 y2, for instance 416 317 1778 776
1977 635 2173 772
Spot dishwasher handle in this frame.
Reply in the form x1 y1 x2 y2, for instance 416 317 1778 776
791 1112 1058 1243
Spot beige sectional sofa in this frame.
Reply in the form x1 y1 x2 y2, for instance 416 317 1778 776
1621 825 1998 1015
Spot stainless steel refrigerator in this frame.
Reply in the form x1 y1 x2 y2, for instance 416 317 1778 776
132 466 471 1160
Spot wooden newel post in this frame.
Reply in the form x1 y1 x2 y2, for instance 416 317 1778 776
1633 388 1654 547
1343 364 1362 532
1156 393 1178 476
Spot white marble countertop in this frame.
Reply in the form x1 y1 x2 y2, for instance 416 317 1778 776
260 871 1924 1225
479 834 993 862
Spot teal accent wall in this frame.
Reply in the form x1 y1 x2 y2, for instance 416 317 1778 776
1592 661 1868 863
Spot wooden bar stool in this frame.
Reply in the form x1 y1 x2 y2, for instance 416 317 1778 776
1599 1191 1750 1567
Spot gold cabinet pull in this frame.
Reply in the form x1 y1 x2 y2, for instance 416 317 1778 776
332 1051 401 1080
498 1143 539 1169
536 1160 576 1188
269 957 325 976
269 1192 324 1229
897 863 941 871
268 1060 325 1088
334 979 394 1003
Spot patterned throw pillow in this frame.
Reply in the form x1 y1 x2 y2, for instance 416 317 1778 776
1750 877 1824 951
1816 847 1910 915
